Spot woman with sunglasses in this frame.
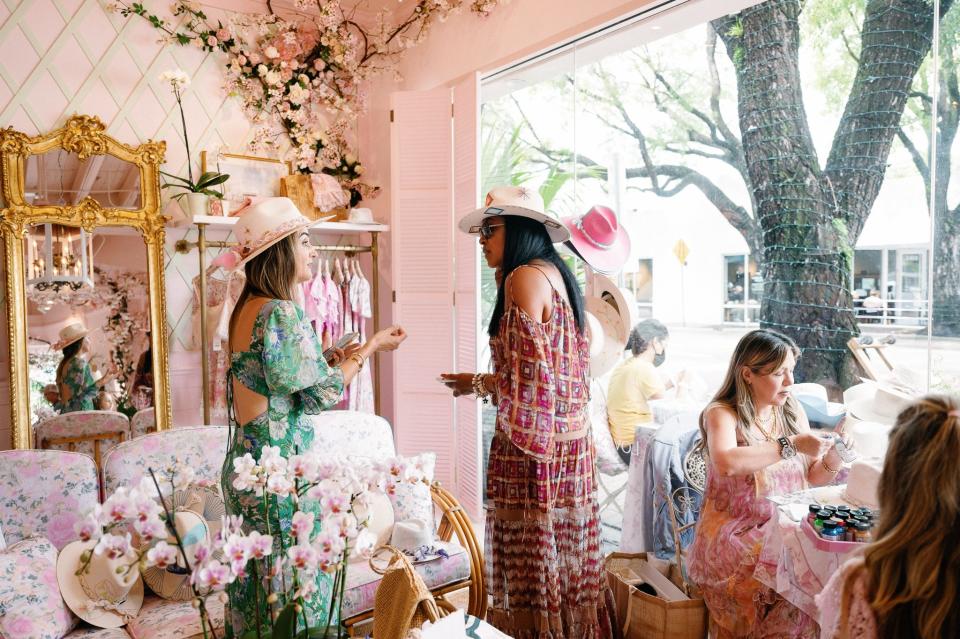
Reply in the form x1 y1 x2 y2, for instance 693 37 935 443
441 186 611 639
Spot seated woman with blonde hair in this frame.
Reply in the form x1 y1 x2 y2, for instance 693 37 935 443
817 395 960 639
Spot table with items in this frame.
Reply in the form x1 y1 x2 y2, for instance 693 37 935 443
754 491 876 618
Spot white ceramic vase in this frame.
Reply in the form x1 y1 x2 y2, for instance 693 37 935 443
184 192 209 217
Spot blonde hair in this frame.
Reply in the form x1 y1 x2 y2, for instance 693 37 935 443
697 328 802 453
840 395 960 639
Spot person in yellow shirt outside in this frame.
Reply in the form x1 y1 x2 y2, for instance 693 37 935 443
606 319 673 465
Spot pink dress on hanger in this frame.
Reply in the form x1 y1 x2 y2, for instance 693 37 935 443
191 267 245 420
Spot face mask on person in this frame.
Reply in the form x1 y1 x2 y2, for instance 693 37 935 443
653 341 666 367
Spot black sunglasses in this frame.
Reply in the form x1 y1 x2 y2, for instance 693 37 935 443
470 223 505 239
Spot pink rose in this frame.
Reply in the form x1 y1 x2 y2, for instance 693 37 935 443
206 35 218 47
216 28 229 42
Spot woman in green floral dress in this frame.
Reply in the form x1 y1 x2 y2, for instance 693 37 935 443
221 198 406 637
53 322 113 413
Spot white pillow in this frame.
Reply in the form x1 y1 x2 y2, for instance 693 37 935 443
0 537 78 639
388 453 436 531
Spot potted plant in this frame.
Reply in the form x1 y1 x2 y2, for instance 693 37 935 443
158 69 229 217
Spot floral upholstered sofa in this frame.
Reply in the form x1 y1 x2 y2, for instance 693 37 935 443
0 416 485 638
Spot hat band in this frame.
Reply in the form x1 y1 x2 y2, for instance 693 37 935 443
78 570 137 622
237 217 309 258
575 218 614 250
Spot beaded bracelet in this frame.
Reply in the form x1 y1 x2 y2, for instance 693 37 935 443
472 373 489 404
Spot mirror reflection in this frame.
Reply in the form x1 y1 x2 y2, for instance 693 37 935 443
23 149 142 209
25 226 152 425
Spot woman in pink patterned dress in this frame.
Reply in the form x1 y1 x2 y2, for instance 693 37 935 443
687 329 852 638
441 186 611 639
817 395 960 639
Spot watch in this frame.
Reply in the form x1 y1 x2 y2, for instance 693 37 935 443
777 436 797 460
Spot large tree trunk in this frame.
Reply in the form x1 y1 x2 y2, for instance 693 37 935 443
932 55 960 337
714 0 946 387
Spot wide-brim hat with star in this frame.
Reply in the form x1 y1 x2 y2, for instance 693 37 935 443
458 185 570 243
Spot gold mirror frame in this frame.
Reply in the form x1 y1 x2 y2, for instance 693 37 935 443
0 115 170 448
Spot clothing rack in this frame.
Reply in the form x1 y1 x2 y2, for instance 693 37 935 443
175 216 386 423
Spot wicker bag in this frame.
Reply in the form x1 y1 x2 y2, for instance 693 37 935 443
370 546 442 639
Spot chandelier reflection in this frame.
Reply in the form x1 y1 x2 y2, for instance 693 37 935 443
26 224 95 313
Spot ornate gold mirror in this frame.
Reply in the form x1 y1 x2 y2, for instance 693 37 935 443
0 115 170 449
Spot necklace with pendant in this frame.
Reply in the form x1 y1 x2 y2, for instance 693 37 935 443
753 410 777 441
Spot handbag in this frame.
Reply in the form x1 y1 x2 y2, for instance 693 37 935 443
370 545 443 639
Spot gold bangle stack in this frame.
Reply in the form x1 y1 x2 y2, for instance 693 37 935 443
349 353 365 370
821 457 840 474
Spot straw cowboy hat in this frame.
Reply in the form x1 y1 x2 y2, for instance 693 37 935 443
562 205 631 275
458 185 570 243
593 273 638 344
585 296 626 379
142 488 224 601
52 321 90 351
229 197 333 269
57 540 144 628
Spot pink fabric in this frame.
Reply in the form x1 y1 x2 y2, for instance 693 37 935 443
754 507 855 619
817 559 878 639
688 438 818 638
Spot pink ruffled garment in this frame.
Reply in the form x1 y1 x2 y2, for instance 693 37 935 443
816 558 878 639
190 267 245 419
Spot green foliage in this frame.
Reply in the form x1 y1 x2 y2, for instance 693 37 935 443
160 170 230 199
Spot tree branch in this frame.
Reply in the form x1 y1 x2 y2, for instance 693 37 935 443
896 127 930 185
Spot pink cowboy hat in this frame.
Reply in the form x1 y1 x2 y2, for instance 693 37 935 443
562 205 631 275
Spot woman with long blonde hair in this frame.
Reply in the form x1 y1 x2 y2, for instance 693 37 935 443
687 329 852 638
817 395 960 638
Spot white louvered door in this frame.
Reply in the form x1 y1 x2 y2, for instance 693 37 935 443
390 87 456 489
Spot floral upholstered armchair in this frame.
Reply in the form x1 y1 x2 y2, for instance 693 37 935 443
35 410 131 471
308 411 487 636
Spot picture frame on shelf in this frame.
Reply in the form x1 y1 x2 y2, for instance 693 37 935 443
200 151 292 213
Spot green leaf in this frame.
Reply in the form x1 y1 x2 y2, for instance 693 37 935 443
271 603 298 639
159 171 194 186
195 173 230 189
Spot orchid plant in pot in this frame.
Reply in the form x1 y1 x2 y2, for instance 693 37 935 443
158 68 229 217
77 450 431 639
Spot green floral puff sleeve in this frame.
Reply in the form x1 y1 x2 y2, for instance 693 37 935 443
58 355 98 413
261 300 344 415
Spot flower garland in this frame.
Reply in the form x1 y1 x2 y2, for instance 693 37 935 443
107 0 508 206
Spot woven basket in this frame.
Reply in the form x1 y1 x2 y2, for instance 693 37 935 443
370 546 442 639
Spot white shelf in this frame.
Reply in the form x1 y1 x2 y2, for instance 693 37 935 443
311 221 389 233
187 216 388 233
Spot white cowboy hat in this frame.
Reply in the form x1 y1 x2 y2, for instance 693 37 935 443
57 539 144 628
52 321 90 351
585 297 626 379
389 519 458 564
791 382 846 428
806 457 883 510
142 488 224 601
350 490 395 562
458 185 570 243
844 380 914 426
230 197 333 268
347 207 377 224
562 205 631 275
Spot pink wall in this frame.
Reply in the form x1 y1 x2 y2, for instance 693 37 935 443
357 0 657 422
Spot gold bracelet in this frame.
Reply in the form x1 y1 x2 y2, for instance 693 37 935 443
349 353 365 370
821 457 840 474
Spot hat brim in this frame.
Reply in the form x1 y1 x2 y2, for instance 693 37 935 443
586 297 627 378
458 205 570 243
562 220 632 274
593 274 636 343
51 332 89 351
235 215 335 269
57 540 144 628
